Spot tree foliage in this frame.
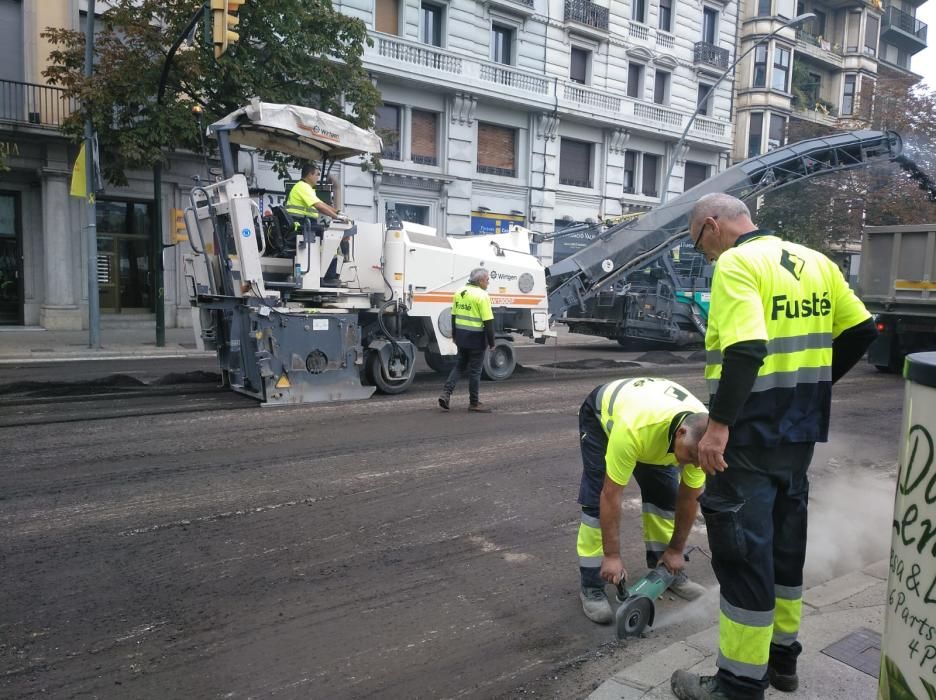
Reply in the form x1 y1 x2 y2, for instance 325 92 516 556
757 71 936 250
41 0 381 185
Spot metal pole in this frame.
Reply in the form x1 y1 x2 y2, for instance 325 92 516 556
659 13 816 203
85 0 100 348
153 2 208 347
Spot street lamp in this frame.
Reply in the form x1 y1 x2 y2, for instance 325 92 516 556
659 12 816 203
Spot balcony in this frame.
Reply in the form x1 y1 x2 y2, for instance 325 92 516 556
882 6 928 54
794 30 844 67
693 42 730 72
484 0 536 17
564 0 609 31
0 80 76 130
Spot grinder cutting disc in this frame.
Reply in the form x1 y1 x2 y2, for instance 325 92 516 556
615 596 654 639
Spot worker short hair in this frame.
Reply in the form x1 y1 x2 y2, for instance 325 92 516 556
300 163 319 179
469 267 489 285
689 193 751 231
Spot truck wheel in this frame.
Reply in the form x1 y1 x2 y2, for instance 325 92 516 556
366 350 415 394
482 339 516 381
424 350 456 375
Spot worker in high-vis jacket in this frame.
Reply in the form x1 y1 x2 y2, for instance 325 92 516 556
577 377 709 624
671 193 877 700
438 267 496 413
285 164 346 284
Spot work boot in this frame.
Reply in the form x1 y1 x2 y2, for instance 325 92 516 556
767 642 801 692
579 586 613 624
669 571 707 601
468 402 492 413
671 671 757 700
438 394 450 410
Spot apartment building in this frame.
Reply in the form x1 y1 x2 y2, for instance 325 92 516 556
732 0 928 161
337 0 738 262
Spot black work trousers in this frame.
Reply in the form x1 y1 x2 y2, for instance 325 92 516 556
442 347 485 406
701 442 813 699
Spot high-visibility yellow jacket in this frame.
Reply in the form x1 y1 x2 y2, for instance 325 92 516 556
597 377 707 489
451 283 494 350
705 232 870 445
285 180 321 220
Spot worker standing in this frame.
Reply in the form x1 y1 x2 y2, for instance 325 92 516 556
671 194 877 700
577 377 709 624
285 164 347 285
438 268 495 413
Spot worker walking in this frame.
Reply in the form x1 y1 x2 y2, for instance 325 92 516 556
438 268 495 413
577 377 709 624
284 164 347 284
671 194 877 700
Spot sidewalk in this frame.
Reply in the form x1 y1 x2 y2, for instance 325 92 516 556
0 326 209 362
0 322 619 363
589 559 888 700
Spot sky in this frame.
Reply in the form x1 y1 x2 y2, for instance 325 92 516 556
914 2 936 90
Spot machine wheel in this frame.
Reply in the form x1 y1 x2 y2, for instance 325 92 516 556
366 350 416 394
482 339 516 381
424 350 456 375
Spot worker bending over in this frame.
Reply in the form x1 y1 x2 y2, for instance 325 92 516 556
577 377 709 624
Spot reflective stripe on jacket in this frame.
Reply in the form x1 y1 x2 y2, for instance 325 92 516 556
704 233 871 445
451 283 493 350
285 180 321 219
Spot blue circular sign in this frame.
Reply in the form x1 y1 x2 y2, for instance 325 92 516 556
241 228 251 238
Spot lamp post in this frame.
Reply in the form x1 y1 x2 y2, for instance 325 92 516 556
660 12 816 203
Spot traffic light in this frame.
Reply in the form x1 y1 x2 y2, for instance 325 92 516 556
211 0 245 59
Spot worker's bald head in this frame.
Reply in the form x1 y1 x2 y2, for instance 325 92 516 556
688 193 756 260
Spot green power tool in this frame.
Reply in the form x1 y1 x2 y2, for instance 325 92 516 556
614 568 675 639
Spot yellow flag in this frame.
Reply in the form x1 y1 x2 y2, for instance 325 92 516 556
70 143 87 198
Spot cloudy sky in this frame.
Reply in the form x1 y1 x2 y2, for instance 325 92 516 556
913 2 936 90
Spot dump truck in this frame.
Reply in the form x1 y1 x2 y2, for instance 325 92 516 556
861 224 936 372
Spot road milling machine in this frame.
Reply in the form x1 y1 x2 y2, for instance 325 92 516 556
183 101 551 405
185 100 910 406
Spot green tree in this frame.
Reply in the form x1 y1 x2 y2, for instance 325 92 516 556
41 0 381 185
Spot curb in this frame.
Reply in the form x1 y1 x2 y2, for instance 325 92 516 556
588 559 889 699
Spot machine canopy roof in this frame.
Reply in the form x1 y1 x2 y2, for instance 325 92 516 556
210 99 382 162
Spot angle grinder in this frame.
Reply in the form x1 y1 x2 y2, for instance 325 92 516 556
614 567 675 639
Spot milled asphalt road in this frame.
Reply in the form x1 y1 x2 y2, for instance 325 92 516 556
0 355 904 699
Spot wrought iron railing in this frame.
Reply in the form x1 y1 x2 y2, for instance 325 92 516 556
693 42 730 70
884 6 928 41
0 79 76 129
564 0 609 30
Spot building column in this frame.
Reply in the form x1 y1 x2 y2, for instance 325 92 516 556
39 167 82 330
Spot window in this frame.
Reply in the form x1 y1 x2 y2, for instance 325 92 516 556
642 154 659 197
627 63 644 98
624 152 637 193
697 83 713 115
492 24 513 65
702 7 718 44
375 0 400 35
559 139 593 188
748 112 764 157
768 113 786 150
411 110 438 166
570 47 590 84
420 2 443 47
653 70 670 105
753 45 767 88
757 0 771 16
376 104 401 160
842 74 856 116
684 162 709 191
771 46 790 91
865 15 879 56
776 0 794 19
632 0 646 23
388 203 430 226
846 11 861 52
477 123 517 177
659 0 672 32
814 10 826 37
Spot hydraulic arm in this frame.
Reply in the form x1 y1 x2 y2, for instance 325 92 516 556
546 130 904 317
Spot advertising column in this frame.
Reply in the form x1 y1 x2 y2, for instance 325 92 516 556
880 352 936 698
